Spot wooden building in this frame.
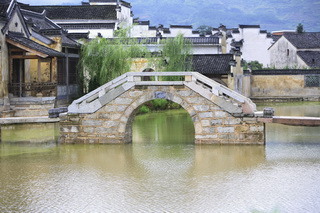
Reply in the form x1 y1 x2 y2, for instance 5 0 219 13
0 0 80 117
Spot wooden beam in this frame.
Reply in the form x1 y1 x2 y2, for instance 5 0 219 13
10 55 40 59
10 48 24 52
6 38 49 58
272 116 320 126
259 116 320 126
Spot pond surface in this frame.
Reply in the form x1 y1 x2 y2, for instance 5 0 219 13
0 103 320 212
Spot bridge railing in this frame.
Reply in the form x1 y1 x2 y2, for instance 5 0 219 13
73 73 128 105
69 72 256 114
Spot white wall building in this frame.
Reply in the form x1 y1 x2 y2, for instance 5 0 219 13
269 32 320 69
226 25 274 67
21 0 133 39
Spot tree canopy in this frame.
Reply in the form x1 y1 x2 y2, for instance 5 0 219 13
296 23 304 33
80 32 193 92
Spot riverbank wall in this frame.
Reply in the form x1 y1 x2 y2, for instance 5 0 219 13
241 69 320 102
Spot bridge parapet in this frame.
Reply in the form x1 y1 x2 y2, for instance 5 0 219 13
68 72 256 116
61 72 264 144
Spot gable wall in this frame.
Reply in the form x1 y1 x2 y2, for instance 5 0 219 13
269 36 308 69
7 11 28 36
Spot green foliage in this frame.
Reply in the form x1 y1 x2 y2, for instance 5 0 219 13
296 23 304 33
158 34 193 81
138 105 151 114
151 99 168 110
79 28 150 92
242 60 263 70
80 30 193 92
138 99 182 114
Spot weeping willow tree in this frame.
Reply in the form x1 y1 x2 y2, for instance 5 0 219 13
80 31 193 93
158 34 193 80
79 28 150 92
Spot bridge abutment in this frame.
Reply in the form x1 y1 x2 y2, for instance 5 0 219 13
59 84 265 145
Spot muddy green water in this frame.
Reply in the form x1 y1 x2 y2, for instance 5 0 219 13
0 103 320 212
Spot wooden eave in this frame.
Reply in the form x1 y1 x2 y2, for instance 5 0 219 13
6 37 49 58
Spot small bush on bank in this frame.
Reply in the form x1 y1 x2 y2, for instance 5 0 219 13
138 105 151 114
137 99 182 114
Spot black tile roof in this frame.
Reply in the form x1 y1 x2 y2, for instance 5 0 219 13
68 32 89 40
106 37 158 44
163 28 170 34
232 29 240 33
58 23 115 30
185 37 219 45
0 0 11 20
119 0 131 8
20 4 117 20
271 35 281 42
251 69 320 75
231 39 243 48
62 33 81 48
89 0 131 8
239 25 260 28
105 36 220 45
170 25 193 29
21 9 60 30
297 51 320 68
7 32 65 57
133 20 150 25
284 32 320 49
192 54 233 74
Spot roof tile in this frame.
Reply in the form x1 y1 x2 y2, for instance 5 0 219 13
20 4 117 20
284 32 320 49
297 51 320 68
7 32 65 57
192 54 233 74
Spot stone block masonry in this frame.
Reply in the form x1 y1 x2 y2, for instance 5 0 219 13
8 97 55 117
60 85 265 145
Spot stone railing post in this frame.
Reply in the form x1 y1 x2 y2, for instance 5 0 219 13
185 74 193 82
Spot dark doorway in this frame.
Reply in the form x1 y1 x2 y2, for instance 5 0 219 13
12 59 25 97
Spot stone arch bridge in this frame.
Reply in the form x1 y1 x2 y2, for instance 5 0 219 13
60 72 265 144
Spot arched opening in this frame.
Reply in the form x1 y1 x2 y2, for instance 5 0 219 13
125 99 195 145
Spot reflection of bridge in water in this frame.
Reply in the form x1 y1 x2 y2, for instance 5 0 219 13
59 72 320 144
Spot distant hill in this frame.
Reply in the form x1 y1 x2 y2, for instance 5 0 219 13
129 0 320 32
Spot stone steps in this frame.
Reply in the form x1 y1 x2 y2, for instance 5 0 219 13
8 97 55 117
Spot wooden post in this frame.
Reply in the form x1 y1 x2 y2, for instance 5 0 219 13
19 59 23 97
37 59 41 82
66 49 69 103
50 58 53 82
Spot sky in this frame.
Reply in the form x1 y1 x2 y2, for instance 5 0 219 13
19 0 76 4
18 0 320 32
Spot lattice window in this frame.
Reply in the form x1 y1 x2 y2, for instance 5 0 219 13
69 58 79 84
57 58 67 85
305 75 320 87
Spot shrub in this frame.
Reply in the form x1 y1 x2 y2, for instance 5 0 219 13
138 105 150 114
151 99 168 110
